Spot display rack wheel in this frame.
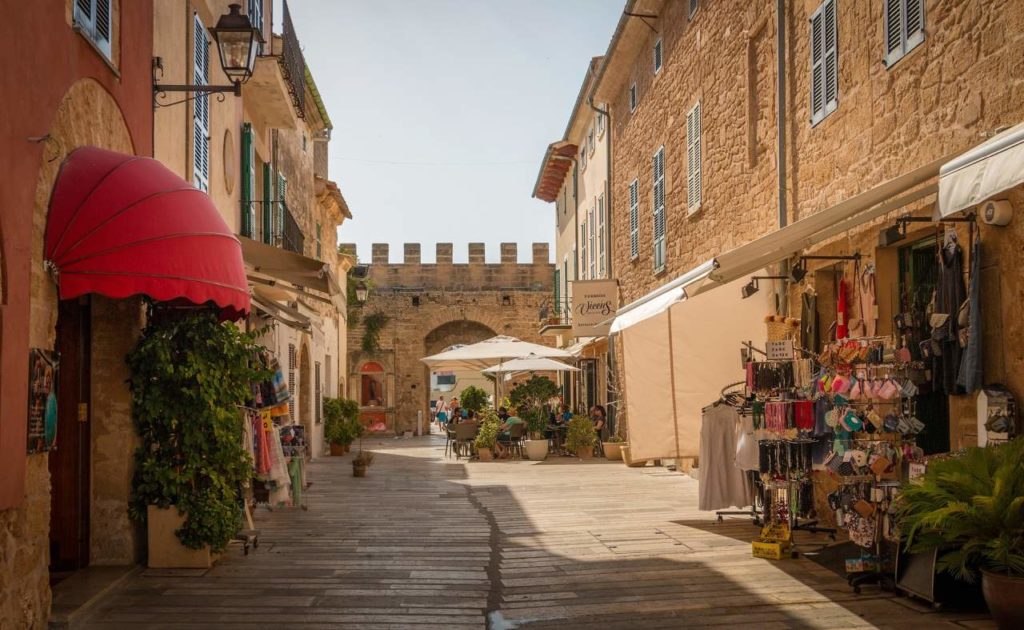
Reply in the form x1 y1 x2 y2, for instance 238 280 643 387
853 585 862 595
253 537 259 549
931 602 943 611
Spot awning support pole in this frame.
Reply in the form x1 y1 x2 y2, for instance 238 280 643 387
666 312 682 464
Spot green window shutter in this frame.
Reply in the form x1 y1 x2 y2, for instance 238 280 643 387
262 163 273 243
240 123 254 237
553 269 560 316
277 173 287 240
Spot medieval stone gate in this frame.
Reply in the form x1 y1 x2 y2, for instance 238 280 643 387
343 242 553 434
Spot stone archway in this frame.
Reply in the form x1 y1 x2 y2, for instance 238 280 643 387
423 320 497 425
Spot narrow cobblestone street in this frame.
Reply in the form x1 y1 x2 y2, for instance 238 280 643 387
78 436 993 629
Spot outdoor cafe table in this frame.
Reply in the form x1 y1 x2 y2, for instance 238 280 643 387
547 424 568 454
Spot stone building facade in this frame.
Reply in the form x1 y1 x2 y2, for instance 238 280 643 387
343 243 553 434
591 0 1024 450
0 2 155 627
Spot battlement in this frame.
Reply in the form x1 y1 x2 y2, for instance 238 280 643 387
340 242 552 265
338 243 554 291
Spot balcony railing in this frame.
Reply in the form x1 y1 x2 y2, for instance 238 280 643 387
281 0 306 119
281 203 305 255
538 298 573 329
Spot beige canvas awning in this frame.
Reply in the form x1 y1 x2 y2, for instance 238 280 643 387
939 122 1024 218
251 288 311 331
240 236 333 294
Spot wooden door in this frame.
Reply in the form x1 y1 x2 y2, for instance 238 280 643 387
49 297 91 572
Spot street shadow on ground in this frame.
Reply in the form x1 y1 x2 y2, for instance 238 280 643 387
77 438 990 629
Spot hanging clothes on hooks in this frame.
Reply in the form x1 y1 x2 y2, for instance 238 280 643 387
859 263 878 337
699 400 754 511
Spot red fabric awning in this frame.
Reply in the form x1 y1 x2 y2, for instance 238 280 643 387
44 147 250 320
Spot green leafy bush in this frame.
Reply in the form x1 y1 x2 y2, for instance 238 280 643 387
509 375 559 419
474 407 501 451
459 385 489 413
361 312 389 354
564 413 596 453
324 397 360 446
127 310 271 552
897 438 1024 582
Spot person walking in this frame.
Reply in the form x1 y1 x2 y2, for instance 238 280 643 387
590 405 607 457
435 395 448 432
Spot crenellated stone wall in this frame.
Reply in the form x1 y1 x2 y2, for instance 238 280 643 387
344 243 553 434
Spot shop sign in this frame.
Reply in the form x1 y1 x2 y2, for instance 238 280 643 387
765 340 795 361
571 280 617 337
27 348 58 453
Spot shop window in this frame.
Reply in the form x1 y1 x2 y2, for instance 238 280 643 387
360 362 385 407
74 0 113 60
629 179 639 260
884 0 925 68
810 0 838 126
652 147 666 272
686 101 702 213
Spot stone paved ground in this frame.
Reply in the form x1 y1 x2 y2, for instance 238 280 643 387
80 435 994 629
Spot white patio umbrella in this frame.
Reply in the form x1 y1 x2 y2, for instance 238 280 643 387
482 353 580 376
421 335 573 371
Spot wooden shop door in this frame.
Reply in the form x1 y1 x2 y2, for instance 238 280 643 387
49 297 92 576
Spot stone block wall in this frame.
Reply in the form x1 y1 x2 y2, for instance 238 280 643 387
601 0 1024 446
346 243 554 433
607 0 780 306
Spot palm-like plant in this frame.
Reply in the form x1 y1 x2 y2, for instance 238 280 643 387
896 438 1024 582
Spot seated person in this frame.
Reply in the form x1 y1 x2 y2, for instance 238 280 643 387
497 406 509 422
495 408 525 458
559 404 572 424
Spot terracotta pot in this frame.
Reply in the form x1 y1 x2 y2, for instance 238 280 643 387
524 439 548 461
329 443 346 456
983 570 1024 629
478 447 494 461
604 443 623 460
576 447 593 460
352 463 367 477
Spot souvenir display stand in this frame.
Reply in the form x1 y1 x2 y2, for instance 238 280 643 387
244 352 309 512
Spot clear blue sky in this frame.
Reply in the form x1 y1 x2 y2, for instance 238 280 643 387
286 0 624 263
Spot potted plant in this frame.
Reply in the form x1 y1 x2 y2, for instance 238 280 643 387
324 397 358 455
127 310 270 569
509 376 559 461
459 385 490 414
564 413 596 460
523 410 549 461
604 435 624 461
352 449 375 477
896 439 1024 629
474 408 501 461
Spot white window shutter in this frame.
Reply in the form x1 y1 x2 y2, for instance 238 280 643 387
809 7 825 122
193 14 210 192
686 102 702 211
905 0 925 54
652 148 666 271
629 179 639 259
823 0 838 114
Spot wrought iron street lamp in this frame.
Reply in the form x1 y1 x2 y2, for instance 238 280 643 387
153 4 262 103
354 282 369 303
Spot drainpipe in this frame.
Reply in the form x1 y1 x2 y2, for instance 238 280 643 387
776 0 787 230
776 0 790 316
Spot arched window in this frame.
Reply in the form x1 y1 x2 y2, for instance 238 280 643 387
359 362 385 407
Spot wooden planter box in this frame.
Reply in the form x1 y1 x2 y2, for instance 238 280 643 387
147 505 216 569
